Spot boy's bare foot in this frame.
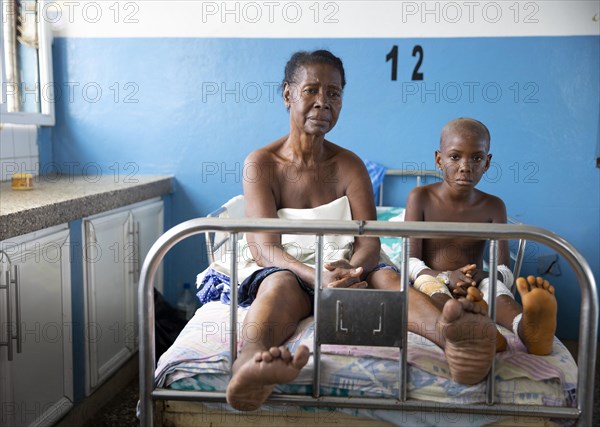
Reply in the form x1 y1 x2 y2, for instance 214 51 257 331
439 298 496 385
466 286 507 352
226 345 310 411
516 276 557 355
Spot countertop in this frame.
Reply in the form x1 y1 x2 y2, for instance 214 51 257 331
0 175 173 241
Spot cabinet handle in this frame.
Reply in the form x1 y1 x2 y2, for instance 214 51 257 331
2 270 13 361
86 221 97 245
13 265 22 354
135 221 141 282
126 218 137 280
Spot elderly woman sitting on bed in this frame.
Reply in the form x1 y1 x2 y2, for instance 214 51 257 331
226 49 498 411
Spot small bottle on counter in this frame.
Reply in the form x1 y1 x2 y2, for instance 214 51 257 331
176 282 197 321
11 173 34 190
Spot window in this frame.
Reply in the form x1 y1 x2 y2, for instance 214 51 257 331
1 0 55 126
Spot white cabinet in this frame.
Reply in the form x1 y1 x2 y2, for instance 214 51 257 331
82 199 163 394
0 225 73 427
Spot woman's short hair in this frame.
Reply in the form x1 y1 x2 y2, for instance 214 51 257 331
282 50 346 89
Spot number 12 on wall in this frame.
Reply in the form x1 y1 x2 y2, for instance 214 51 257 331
386 45 424 81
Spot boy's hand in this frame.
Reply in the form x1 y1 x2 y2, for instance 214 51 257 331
448 264 478 297
323 261 367 289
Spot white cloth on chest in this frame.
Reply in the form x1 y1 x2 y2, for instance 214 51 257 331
276 195 354 265
204 196 355 284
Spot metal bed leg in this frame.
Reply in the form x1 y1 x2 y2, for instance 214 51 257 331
312 235 324 398
399 237 409 401
229 232 239 372
512 239 526 290
486 239 498 405
139 270 156 427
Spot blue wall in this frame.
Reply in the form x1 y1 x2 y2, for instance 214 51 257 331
43 37 599 340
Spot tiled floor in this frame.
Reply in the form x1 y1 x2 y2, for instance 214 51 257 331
83 379 139 427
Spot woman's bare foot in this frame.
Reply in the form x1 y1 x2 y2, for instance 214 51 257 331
516 276 557 355
226 345 310 411
466 287 507 352
439 298 497 385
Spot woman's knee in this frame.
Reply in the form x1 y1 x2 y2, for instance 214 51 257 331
256 272 311 306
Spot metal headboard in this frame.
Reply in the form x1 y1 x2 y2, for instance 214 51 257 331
378 168 443 206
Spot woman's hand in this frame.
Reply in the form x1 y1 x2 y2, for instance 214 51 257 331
447 264 478 297
322 260 367 289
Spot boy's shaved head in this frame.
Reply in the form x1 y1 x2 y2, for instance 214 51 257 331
440 118 491 151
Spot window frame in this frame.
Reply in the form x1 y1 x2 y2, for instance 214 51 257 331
1 0 55 126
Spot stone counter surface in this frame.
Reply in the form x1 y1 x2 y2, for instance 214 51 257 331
0 175 173 241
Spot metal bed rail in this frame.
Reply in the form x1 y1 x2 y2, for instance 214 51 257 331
377 168 444 205
139 218 598 426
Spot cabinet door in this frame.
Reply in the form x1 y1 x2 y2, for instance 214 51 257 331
83 210 134 394
130 200 164 350
131 199 164 293
82 199 164 395
0 226 73 427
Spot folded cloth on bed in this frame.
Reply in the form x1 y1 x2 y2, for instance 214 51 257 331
197 268 233 305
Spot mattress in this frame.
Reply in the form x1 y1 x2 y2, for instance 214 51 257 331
154 300 577 426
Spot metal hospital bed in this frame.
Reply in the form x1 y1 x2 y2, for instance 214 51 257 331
138 215 597 426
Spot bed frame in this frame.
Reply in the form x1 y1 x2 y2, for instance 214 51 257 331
138 216 597 426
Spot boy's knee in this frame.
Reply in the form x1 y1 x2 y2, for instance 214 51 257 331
369 268 401 289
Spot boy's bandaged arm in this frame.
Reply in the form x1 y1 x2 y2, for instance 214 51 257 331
409 257 451 283
409 257 515 294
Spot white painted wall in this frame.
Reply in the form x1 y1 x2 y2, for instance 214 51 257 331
44 1 600 38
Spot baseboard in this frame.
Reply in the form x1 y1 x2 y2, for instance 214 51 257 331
55 353 139 427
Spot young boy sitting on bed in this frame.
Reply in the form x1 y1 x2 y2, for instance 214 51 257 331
404 117 557 355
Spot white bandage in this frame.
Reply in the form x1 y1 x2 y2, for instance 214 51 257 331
512 312 523 336
497 264 514 292
413 274 452 298
478 278 515 304
409 257 430 282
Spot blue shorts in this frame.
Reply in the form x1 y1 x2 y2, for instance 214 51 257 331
238 267 313 308
238 263 400 310
373 262 401 274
